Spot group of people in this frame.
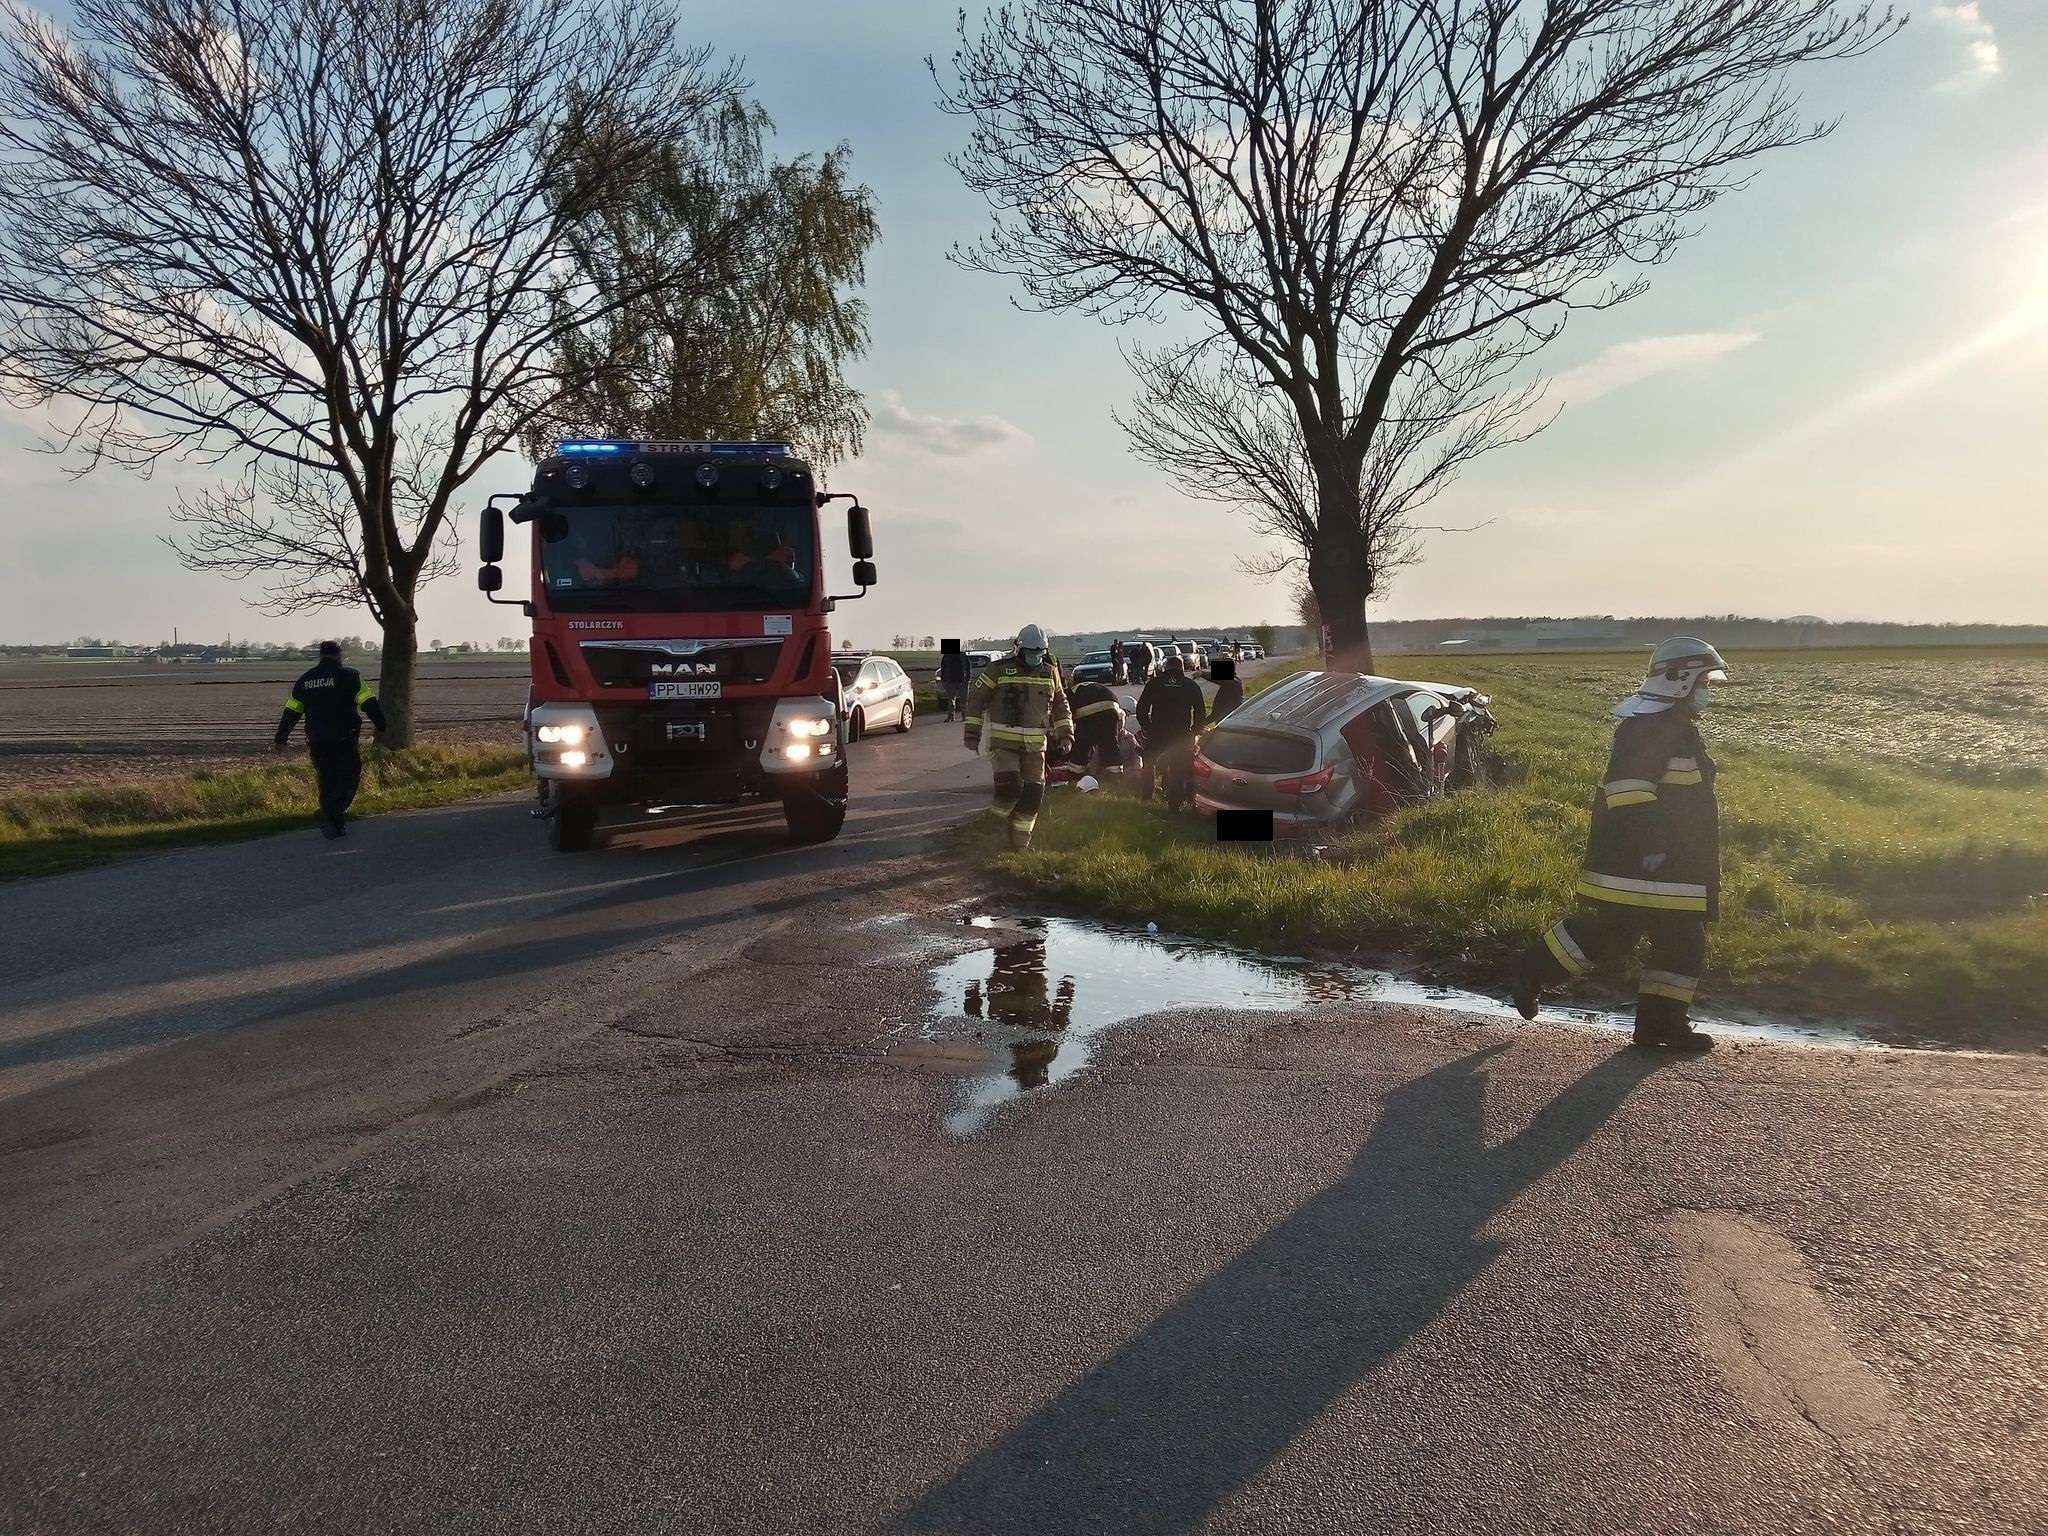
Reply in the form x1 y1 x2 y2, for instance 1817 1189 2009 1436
279 626 1733 1052
945 626 1249 852
949 625 1733 1053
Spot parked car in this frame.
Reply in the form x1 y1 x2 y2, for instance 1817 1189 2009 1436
1194 670 1497 836
831 653 916 740
1070 649 1116 686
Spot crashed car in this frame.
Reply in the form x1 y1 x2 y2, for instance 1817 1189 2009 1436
1193 670 1497 836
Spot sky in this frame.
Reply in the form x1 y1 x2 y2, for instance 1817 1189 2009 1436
2 1 2044 650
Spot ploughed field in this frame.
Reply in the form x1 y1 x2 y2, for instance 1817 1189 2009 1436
0 657 527 789
998 646 2048 1048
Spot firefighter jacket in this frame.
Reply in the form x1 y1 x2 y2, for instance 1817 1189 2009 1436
1067 680 1122 744
276 659 387 747
965 656 1072 753
1579 709 1720 920
1137 673 1204 745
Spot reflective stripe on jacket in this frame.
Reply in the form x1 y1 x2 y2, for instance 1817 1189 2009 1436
965 657 1072 745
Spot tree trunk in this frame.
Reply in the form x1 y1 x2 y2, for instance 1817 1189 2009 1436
1308 504 1377 677
377 617 420 748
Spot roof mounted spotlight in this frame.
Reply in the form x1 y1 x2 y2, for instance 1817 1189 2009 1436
759 464 785 492
694 463 720 490
629 459 657 490
562 462 592 491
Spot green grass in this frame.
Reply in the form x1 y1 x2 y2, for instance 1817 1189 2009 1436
977 648 2048 1048
0 744 530 878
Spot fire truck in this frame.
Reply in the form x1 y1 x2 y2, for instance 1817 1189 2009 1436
476 440 876 851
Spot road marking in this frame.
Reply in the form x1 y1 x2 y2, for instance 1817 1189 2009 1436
1669 1210 1893 1451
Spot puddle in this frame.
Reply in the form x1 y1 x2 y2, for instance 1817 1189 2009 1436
903 916 1911 1136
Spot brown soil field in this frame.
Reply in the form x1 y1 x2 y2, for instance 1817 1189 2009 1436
0 657 528 788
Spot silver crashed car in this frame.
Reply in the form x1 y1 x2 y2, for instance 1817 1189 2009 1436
1193 670 1497 836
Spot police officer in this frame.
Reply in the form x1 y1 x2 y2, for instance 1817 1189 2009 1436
937 639 971 723
275 640 388 839
1066 673 1126 782
1136 653 1206 809
1513 638 1729 1050
964 624 1073 850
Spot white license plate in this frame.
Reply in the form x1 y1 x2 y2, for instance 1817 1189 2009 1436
650 681 721 700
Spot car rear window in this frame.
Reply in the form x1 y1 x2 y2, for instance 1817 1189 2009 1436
1202 728 1315 774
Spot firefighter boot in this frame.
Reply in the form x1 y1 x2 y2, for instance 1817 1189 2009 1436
1632 992 1713 1052
1511 963 1543 1022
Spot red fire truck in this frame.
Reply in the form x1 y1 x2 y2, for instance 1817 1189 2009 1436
476 440 876 851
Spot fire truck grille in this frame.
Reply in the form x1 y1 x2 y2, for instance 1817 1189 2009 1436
581 640 784 687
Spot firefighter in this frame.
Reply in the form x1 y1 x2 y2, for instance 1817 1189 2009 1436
1136 653 1206 809
1066 673 1126 782
964 624 1073 849
1109 638 1127 685
274 640 388 839
1513 638 1730 1051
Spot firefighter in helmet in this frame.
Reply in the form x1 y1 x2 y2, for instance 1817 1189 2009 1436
965 624 1074 849
1514 638 1730 1051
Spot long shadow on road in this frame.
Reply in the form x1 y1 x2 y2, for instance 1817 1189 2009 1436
895 1044 1665 1536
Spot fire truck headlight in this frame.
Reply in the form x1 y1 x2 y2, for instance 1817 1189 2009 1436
559 750 588 768
784 743 812 760
536 723 585 744
786 716 833 738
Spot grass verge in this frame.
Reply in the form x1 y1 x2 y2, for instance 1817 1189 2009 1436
0 743 530 879
968 649 2048 1050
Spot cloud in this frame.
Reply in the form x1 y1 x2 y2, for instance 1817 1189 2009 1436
1546 330 1760 406
870 390 1030 456
1932 4 2000 85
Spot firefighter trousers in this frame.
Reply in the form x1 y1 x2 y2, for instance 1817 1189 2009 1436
1527 901 1707 1029
988 743 1048 844
307 739 363 829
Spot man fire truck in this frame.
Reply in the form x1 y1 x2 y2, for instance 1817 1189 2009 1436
476 440 877 851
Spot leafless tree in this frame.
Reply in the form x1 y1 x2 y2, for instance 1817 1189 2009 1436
938 0 1899 670
0 0 744 742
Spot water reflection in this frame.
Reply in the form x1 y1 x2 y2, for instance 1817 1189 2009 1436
962 931 1075 1090
919 916 1367 1136
907 914 1911 1138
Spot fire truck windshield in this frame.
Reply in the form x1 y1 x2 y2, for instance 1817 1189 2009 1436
540 503 815 612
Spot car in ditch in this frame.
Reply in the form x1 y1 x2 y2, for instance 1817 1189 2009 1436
1193 670 1496 836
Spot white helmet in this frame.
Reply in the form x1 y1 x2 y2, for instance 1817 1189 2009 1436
1015 623 1048 665
1613 637 1729 717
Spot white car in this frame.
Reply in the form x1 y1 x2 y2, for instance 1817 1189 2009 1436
832 654 915 740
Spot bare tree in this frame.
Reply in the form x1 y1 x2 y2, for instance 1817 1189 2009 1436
938 0 1898 671
0 0 743 743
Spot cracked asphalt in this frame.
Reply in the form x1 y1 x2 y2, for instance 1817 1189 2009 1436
3 715 2046 1535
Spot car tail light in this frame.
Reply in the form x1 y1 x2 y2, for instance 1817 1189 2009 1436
1272 765 1333 795
1192 754 1213 778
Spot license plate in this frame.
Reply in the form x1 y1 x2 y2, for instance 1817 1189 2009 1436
650 681 721 700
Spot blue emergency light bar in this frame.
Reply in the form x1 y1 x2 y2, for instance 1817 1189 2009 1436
556 439 793 456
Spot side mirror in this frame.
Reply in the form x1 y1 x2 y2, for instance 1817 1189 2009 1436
848 504 874 560
479 506 505 564
478 565 503 593
852 559 877 587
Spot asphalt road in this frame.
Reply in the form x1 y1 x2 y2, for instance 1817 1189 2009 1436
4 706 2046 1535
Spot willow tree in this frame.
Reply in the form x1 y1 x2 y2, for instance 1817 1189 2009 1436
538 108 879 466
937 0 1898 670
0 0 743 743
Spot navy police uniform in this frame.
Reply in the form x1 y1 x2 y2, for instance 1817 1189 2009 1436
275 654 388 835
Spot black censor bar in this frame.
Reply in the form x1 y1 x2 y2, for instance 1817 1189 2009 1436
1214 808 1273 843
